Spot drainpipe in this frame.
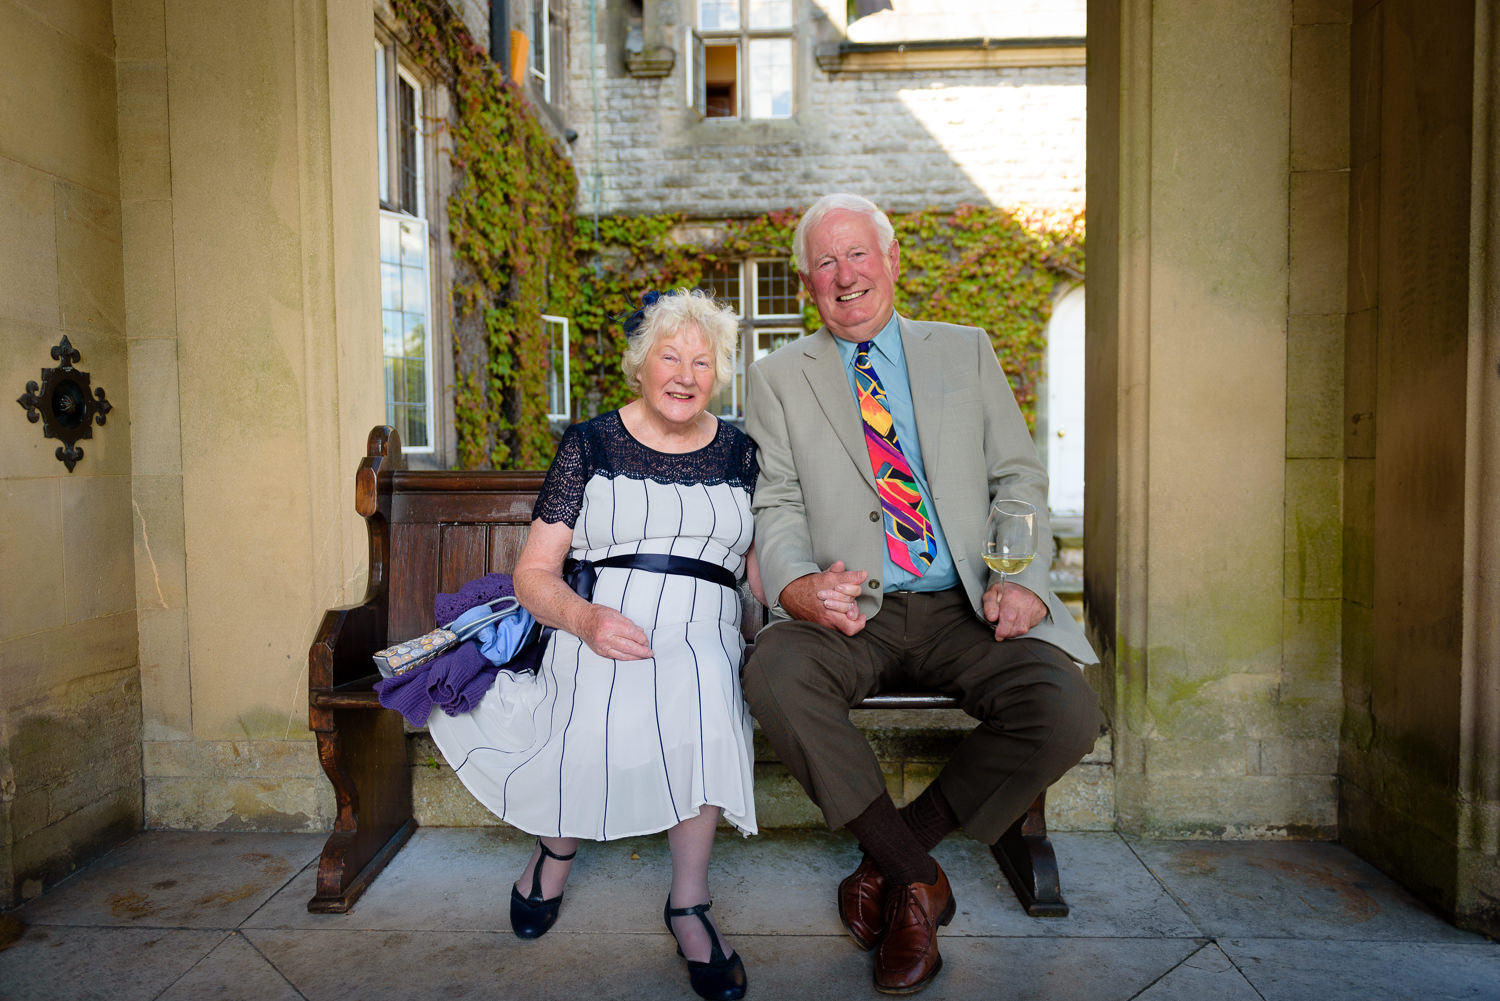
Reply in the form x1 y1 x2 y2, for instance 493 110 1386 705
490 0 511 79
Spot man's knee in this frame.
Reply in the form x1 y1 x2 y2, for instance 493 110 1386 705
1055 667 1103 760
968 643 1101 751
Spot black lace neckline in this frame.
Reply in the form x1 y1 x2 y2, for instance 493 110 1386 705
531 410 758 527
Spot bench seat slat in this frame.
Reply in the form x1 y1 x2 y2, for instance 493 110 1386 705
857 693 960 710
313 688 383 709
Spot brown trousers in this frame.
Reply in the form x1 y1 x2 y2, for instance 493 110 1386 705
742 587 1101 845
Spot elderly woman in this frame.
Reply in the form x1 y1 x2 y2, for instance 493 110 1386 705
424 289 760 1001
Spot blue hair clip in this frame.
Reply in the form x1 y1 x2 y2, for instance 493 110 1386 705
622 290 663 339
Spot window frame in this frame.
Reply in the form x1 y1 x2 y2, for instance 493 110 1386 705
750 258 801 319
379 210 436 455
542 313 571 422
527 0 565 107
699 256 804 419
376 25 448 460
530 0 551 102
687 0 795 121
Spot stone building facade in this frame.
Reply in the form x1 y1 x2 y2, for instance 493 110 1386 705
557 0 1086 219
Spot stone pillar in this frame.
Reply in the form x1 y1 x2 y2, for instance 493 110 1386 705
122 0 383 831
1087 0 1342 838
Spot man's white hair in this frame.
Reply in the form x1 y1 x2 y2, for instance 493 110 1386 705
791 193 897 272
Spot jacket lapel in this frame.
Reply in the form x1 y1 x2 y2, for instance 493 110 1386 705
801 329 877 491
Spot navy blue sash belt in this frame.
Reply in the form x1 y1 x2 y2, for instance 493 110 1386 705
501 554 738 673
563 553 738 602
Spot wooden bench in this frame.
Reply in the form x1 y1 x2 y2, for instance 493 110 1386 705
307 425 1068 917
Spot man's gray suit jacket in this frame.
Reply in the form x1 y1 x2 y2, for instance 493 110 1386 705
744 314 1098 666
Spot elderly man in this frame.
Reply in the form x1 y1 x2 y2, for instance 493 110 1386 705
743 193 1102 994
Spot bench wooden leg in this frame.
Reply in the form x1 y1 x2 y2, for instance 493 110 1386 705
990 790 1068 917
308 707 414 913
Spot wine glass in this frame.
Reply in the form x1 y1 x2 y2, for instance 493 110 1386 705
984 499 1038 600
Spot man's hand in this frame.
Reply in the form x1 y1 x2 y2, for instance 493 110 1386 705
778 560 869 636
982 581 1047 640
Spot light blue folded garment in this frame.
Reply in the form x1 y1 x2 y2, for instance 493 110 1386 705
476 606 537 666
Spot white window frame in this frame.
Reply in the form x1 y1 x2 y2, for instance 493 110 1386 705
687 0 794 121
395 65 425 219
543 314 570 421
530 0 550 100
376 33 436 455
747 256 801 414
698 262 745 417
379 211 435 454
699 256 803 419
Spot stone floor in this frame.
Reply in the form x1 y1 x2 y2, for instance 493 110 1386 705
2 826 1497 1000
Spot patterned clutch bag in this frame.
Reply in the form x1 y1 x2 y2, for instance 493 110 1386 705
372 597 520 679
373 627 459 677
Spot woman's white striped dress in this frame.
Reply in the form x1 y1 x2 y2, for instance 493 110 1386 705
426 410 759 839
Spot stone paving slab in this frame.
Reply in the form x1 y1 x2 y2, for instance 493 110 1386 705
0 925 229 1001
1134 942 1265 1001
14 830 322 930
240 926 1208 1001
1217 938 1500 1001
1125 838 1476 941
157 931 306 1001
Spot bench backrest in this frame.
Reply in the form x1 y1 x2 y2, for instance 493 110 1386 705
334 426 546 690
382 470 545 640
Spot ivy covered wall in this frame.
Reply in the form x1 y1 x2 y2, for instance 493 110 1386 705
568 207 1084 438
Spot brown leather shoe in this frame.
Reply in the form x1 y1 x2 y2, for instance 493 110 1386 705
837 854 887 950
873 863 956 995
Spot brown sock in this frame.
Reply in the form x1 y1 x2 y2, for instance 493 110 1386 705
845 793 939 887
898 783 960 854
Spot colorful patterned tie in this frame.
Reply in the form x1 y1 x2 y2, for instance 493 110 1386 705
854 341 935 575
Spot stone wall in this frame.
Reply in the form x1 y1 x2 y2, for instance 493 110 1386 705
0 0 140 905
561 0 1085 221
1339 0 1500 937
0 0 402 900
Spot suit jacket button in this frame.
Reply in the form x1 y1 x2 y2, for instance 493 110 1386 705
869 511 880 521
868 579 880 589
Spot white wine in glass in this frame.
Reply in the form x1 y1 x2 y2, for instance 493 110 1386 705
984 499 1038 597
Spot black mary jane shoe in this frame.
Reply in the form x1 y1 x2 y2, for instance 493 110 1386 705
509 841 576 939
663 898 748 1001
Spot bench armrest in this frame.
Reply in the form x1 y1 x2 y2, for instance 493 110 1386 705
308 601 387 703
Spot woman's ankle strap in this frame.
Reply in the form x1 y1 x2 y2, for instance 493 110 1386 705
538 840 577 862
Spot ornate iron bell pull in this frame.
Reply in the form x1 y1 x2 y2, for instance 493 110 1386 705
15 336 114 472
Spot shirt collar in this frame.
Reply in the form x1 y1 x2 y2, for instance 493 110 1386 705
835 312 903 369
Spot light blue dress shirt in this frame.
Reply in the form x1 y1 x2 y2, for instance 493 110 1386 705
835 313 958 593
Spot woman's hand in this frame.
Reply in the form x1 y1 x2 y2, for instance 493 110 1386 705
579 604 653 661
515 518 653 661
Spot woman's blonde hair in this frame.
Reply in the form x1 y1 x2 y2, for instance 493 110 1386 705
621 289 738 395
